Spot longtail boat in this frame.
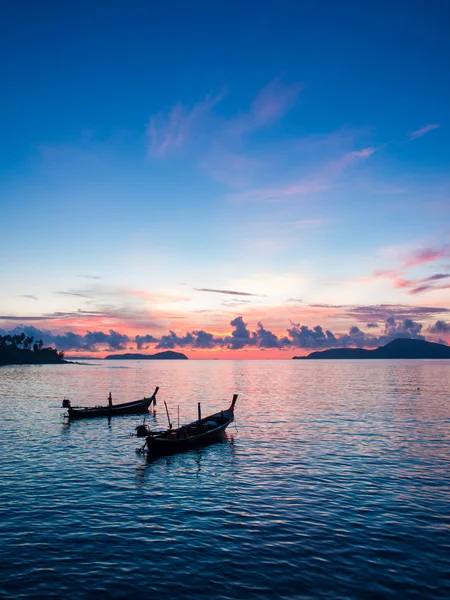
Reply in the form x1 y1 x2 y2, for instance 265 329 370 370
136 393 237 455
63 387 159 420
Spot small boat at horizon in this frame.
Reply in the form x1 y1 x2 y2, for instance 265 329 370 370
136 393 238 455
63 387 159 419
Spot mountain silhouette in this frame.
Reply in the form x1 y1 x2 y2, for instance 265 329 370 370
293 338 450 360
104 350 188 360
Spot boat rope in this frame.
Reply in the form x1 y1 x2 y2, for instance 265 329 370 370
136 439 148 455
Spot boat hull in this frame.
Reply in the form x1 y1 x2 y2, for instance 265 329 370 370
146 421 232 455
143 405 236 455
67 388 159 420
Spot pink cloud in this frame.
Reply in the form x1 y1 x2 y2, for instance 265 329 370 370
371 269 413 289
248 79 303 127
352 148 376 159
200 149 262 187
393 278 414 289
403 246 450 268
229 146 375 203
322 147 376 178
147 91 224 156
371 261 450 295
409 124 440 140
147 79 302 157
230 179 332 202
228 79 303 137
373 269 399 279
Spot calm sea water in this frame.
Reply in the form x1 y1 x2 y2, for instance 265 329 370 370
1 359 449 599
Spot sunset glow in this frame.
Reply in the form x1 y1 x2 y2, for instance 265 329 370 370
1 2 449 358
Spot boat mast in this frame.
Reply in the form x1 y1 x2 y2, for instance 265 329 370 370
164 401 172 429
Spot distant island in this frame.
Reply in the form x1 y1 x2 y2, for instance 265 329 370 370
293 338 450 360
0 333 66 366
105 350 188 360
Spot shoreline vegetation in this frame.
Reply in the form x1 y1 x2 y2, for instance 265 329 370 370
293 338 450 360
0 333 66 366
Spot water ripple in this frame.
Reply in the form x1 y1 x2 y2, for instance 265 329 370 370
1 360 450 598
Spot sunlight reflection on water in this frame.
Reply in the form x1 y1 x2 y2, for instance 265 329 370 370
1 360 450 599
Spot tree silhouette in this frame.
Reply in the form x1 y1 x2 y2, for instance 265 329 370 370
0 333 65 365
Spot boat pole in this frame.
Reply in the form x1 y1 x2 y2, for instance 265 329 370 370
198 402 201 422
164 401 172 429
177 405 180 429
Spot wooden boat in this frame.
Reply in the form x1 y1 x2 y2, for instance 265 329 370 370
137 394 237 455
63 387 159 419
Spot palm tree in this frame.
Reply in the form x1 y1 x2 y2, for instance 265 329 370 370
24 336 34 350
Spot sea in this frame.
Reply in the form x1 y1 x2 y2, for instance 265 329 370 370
0 359 449 599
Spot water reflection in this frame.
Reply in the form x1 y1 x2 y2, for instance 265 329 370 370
134 433 238 486
1 360 450 599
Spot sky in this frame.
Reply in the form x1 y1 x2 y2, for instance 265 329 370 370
1 0 450 358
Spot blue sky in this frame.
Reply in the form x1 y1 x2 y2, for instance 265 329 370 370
1 0 449 356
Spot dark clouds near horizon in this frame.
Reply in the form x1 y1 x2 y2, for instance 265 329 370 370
2 316 450 353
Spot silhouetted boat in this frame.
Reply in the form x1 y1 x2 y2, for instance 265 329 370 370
137 394 238 455
63 387 159 419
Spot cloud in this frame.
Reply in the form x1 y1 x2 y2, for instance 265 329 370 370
409 276 450 295
147 91 224 156
78 275 104 280
384 316 423 338
17 295 38 300
135 334 159 350
194 288 262 297
229 146 375 203
320 147 377 179
340 303 450 322
5 325 130 351
0 315 56 321
287 322 338 349
230 79 303 136
0 309 113 322
192 330 224 349
393 272 450 295
366 323 379 328
287 316 425 349
2 312 447 354
147 79 302 161
370 247 450 293
423 274 450 282
254 322 291 348
309 302 450 322
409 124 440 140
56 291 93 298
429 320 450 334
403 246 450 268
351 148 376 158
227 316 255 349
70 329 130 351
155 331 195 349
230 180 333 203
221 299 252 307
